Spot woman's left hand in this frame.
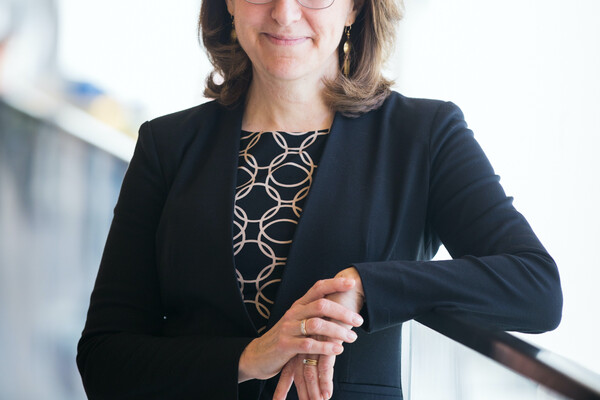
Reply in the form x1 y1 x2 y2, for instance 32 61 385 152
273 353 337 400
273 268 365 400
324 267 365 320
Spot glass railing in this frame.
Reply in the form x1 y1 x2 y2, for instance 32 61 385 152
404 313 600 400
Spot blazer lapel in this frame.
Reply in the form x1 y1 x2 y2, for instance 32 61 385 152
266 112 374 328
163 102 258 337
208 104 260 336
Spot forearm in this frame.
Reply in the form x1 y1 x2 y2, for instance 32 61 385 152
354 250 562 333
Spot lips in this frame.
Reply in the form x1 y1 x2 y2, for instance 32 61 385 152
264 33 308 46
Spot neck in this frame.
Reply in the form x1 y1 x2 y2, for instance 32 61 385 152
242 71 335 132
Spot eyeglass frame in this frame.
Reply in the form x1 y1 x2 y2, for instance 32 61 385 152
243 0 336 11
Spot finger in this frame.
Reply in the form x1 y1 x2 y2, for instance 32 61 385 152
273 360 295 400
300 318 359 343
302 355 323 400
318 354 336 400
296 298 363 328
292 337 344 357
294 355 310 400
298 278 356 305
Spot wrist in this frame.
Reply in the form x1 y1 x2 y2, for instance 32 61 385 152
335 267 364 298
238 341 255 383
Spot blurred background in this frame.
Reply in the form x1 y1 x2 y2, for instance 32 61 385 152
0 0 598 399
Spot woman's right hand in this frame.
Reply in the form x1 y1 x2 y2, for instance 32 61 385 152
238 277 363 383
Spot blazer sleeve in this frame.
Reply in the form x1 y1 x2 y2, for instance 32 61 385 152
354 101 563 334
76 122 254 399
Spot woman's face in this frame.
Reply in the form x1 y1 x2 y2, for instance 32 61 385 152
226 0 357 83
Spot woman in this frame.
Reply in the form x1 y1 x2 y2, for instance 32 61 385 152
77 0 563 399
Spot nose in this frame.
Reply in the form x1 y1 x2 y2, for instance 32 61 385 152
270 0 303 27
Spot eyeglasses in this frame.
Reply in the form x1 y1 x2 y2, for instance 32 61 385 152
244 0 335 10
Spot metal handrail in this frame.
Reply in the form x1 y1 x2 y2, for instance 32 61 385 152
416 312 600 400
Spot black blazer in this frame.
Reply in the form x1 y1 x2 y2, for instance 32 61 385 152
77 92 562 399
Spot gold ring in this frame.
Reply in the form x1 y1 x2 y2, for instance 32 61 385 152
303 358 318 366
300 319 308 336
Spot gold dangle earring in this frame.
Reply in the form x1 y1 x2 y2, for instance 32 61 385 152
342 25 352 77
230 15 237 43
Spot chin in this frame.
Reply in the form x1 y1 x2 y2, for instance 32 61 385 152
264 61 310 81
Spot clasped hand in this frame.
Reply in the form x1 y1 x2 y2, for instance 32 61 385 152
238 268 365 400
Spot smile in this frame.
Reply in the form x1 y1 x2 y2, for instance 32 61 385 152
263 33 308 46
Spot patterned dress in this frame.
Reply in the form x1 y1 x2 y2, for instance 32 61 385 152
233 129 330 334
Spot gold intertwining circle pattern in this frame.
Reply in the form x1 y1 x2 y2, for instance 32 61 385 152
234 129 330 333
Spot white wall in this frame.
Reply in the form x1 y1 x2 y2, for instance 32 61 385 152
56 0 208 118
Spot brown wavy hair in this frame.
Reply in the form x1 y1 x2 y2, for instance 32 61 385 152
198 0 404 117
